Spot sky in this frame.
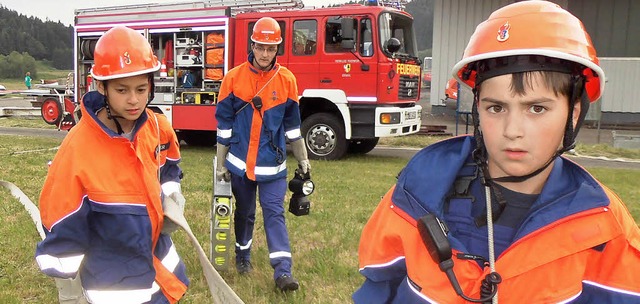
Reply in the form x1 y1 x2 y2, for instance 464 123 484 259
0 0 352 26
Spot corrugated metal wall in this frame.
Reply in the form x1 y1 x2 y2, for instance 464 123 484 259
431 0 512 107
599 58 640 113
431 0 639 118
568 0 640 117
569 0 640 58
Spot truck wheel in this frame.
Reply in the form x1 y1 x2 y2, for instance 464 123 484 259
302 113 347 160
348 138 379 154
41 98 63 125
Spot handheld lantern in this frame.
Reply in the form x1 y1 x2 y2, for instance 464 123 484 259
288 168 314 216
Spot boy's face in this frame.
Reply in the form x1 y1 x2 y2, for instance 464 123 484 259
252 42 278 70
97 74 150 122
478 73 580 180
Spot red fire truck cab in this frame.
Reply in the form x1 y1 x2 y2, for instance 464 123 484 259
73 0 422 160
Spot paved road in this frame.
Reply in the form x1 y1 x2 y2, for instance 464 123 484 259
1 126 639 170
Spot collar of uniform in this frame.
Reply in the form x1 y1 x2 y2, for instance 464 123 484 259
391 136 609 231
81 90 148 139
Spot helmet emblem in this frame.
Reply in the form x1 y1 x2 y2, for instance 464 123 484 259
123 52 132 65
497 22 510 42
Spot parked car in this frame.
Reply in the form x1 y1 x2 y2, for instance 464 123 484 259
422 56 432 88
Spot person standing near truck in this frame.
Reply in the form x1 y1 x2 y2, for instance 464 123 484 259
35 26 189 303
215 16 310 292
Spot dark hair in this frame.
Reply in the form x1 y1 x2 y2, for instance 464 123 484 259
474 55 584 101
508 71 573 99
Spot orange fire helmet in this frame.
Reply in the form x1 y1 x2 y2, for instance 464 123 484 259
91 26 160 81
452 1 605 102
251 17 282 45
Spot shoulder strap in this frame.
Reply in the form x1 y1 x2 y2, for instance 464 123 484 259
449 162 478 200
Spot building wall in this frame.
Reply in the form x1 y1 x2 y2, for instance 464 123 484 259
569 0 640 57
431 0 511 107
430 0 639 123
568 0 640 123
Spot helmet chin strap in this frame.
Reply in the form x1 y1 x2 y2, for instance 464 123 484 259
102 75 156 135
103 81 126 135
472 75 586 184
251 45 277 71
252 56 276 71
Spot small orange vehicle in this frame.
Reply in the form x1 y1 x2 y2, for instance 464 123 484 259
444 77 458 100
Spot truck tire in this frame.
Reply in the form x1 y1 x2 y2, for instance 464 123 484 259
41 98 63 125
302 113 347 160
348 138 379 154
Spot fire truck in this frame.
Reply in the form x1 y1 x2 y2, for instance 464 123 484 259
71 0 423 160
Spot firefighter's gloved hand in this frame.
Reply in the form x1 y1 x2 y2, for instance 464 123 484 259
291 138 311 174
216 143 231 182
162 192 185 235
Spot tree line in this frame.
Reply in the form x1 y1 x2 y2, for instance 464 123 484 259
0 0 432 79
0 6 73 78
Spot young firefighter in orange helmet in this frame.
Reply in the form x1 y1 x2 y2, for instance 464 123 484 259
354 1 640 303
35 26 189 303
215 16 309 292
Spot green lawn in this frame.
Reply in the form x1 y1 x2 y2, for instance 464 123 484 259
0 134 638 303
0 61 72 90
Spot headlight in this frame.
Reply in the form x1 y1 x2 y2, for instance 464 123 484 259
380 113 401 124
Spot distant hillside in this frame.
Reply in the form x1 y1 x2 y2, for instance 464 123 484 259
0 6 73 69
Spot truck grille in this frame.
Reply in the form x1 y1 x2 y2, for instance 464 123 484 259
398 75 420 100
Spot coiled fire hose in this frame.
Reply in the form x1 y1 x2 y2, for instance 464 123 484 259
1 180 243 304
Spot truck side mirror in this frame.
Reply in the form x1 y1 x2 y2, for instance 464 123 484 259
385 38 401 53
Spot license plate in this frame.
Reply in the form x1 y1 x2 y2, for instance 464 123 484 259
406 111 417 120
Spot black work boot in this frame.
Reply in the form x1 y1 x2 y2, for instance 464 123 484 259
275 274 299 292
236 259 253 274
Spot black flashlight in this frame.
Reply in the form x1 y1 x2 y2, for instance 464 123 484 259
288 168 314 216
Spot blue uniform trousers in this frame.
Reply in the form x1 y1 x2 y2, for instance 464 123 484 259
231 173 292 279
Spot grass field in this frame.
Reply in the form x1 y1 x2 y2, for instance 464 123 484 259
0 133 639 303
0 61 72 90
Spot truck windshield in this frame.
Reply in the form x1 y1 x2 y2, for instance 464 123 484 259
379 12 418 59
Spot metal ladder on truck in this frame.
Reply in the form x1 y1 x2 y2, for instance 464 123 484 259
75 0 304 22
362 0 410 10
204 0 304 14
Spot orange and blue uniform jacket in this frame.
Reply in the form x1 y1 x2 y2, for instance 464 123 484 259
215 53 301 182
355 136 640 303
35 91 189 303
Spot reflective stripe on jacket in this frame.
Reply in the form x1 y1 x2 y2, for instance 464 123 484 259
215 53 301 181
35 91 188 303
355 136 640 303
